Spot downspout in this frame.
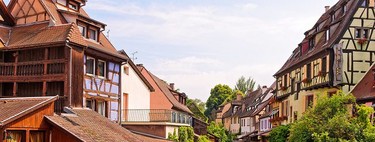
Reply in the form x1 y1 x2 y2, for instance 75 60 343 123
66 42 73 107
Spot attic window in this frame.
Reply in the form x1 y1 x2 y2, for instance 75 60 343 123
342 4 347 14
68 1 79 10
78 24 86 37
331 14 335 23
309 37 315 50
89 28 98 41
326 29 330 41
362 0 369 7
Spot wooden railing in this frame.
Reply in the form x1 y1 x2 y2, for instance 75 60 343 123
0 60 65 76
122 109 192 125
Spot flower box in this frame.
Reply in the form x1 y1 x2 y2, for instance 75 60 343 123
280 86 287 91
301 78 311 83
318 71 326 77
357 38 367 44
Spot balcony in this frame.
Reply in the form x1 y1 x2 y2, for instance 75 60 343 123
0 60 65 76
122 109 192 125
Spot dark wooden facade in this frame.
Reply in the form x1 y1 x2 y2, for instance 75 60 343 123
0 0 126 121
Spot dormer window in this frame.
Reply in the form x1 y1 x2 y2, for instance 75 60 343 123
89 28 98 41
69 3 78 10
342 4 347 14
78 24 86 37
326 29 330 41
309 37 315 50
331 14 335 23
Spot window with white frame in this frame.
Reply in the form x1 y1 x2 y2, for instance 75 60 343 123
86 56 95 75
326 29 330 41
356 28 369 39
97 60 106 78
97 101 106 116
78 24 86 37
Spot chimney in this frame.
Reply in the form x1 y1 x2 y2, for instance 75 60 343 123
236 94 243 101
325 6 330 12
169 83 175 90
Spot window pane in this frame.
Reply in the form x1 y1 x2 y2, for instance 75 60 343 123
78 25 86 37
5 130 26 142
363 29 369 38
86 58 94 74
356 29 361 38
89 29 97 40
30 131 45 142
98 61 105 77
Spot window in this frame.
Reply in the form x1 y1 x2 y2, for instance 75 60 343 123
86 57 95 75
78 25 86 37
4 130 26 142
356 28 369 39
124 66 129 75
97 101 106 116
283 74 287 87
306 95 314 109
322 57 327 74
309 37 315 50
306 63 312 80
30 131 45 142
362 0 369 7
326 29 330 41
342 4 347 14
86 99 94 110
97 60 106 78
89 29 97 41
69 3 78 10
331 14 335 23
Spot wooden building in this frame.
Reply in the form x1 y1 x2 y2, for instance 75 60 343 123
0 0 127 121
273 0 375 125
0 96 169 142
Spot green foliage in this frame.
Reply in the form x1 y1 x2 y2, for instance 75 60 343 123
205 84 233 120
197 135 210 142
234 76 256 94
207 122 234 142
187 98 208 122
269 125 290 142
229 90 245 101
168 129 179 142
289 91 375 142
168 127 194 142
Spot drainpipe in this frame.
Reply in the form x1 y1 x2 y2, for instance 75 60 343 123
66 42 73 107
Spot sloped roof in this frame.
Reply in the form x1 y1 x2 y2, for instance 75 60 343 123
45 108 169 142
0 22 86 49
149 73 193 114
0 96 57 127
350 63 375 101
275 0 361 76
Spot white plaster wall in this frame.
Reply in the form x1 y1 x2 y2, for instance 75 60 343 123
166 126 179 138
121 64 151 121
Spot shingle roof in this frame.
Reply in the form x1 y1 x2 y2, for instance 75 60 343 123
149 73 193 114
275 0 361 76
45 108 169 142
0 96 57 126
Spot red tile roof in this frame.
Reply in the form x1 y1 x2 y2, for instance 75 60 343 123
149 72 193 114
275 0 361 76
350 63 375 101
45 108 169 142
0 96 57 126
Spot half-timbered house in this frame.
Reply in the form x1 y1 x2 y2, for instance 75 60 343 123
0 0 127 121
273 0 375 124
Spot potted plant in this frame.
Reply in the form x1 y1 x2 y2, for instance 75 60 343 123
357 37 367 44
318 71 326 77
301 78 311 83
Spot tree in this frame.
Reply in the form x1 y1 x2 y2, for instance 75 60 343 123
207 122 234 142
187 98 208 122
234 76 256 94
204 84 233 120
197 135 210 142
288 91 375 141
269 125 290 142
168 127 194 142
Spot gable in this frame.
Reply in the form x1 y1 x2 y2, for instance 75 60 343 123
0 0 15 25
8 0 52 25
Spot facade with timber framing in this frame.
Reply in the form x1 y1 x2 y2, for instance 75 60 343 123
0 0 127 121
273 0 375 126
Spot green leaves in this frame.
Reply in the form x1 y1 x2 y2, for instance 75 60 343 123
205 84 233 120
288 91 375 142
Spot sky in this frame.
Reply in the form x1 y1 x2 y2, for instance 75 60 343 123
4 0 338 101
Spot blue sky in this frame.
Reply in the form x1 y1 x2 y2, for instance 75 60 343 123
86 0 339 101
5 0 339 101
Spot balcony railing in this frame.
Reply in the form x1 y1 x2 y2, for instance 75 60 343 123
0 60 65 76
122 109 192 125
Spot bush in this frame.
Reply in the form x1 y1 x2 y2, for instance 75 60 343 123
269 125 290 142
168 127 194 142
198 135 210 142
